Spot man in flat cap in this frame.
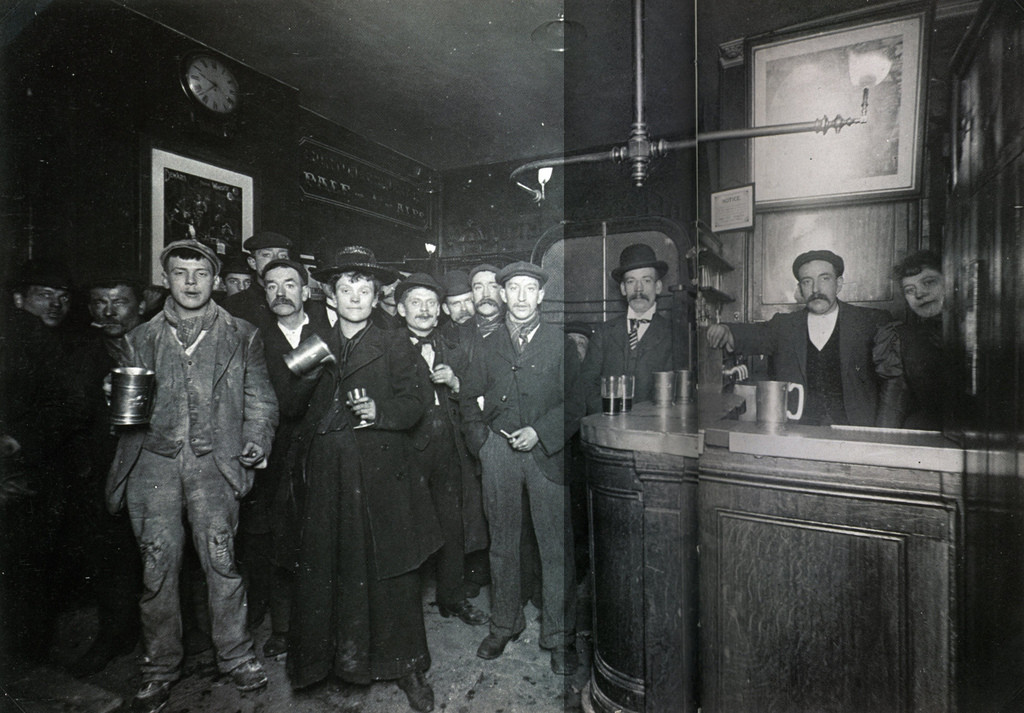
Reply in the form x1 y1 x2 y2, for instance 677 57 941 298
396 272 489 630
237 258 332 659
284 246 441 713
579 243 681 413
707 249 890 426
222 231 293 325
460 261 583 676
106 239 278 712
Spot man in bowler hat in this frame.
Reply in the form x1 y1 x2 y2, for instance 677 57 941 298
579 243 681 412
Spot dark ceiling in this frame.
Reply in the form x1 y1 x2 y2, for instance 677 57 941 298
2 0 974 172
110 0 693 171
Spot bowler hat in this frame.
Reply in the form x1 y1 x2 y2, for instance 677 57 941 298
611 244 669 282
792 250 845 278
312 245 398 287
243 231 294 252
13 258 74 291
395 272 445 303
159 239 222 274
439 270 472 297
220 253 254 277
262 258 309 285
496 261 549 287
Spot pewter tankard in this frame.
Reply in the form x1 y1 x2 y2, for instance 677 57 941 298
755 380 805 427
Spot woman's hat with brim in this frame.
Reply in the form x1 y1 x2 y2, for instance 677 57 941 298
611 243 669 282
312 245 399 287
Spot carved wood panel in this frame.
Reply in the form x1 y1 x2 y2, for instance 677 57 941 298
699 451 956 713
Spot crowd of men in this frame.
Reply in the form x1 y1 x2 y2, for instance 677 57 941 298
0 235 682 713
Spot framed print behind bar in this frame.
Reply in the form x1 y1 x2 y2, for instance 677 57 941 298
750 12 926 207
149 148 254 281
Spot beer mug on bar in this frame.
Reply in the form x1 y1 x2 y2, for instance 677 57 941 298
652 371 674 406
755 380 804 428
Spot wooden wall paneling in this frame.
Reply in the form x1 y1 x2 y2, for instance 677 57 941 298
748 202 913 322
699 449 959 713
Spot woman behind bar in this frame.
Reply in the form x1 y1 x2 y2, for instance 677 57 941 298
873 250 947 429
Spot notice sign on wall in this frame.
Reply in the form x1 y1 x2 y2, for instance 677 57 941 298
299 137 430 231
710 184 755 232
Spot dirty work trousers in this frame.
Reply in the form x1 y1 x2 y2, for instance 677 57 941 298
126 447 254 683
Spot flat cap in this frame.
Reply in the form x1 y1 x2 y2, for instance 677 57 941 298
262 258 309 285
496 261 549 287
395 272 445 303
439 270 472 297
243 231 294 252
469 263 500 281
792 250 845 278
160 239 222 274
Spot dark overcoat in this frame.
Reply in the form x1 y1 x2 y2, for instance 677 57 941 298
406 329 488 554
289 323 442 579
728 300 891 427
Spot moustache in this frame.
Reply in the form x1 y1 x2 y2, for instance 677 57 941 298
807 293 829 302
272 297 297 308
477 297 502 309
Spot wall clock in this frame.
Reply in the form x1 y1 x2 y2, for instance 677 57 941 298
181 53 240 115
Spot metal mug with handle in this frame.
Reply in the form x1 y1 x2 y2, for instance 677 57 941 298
755 380 805 427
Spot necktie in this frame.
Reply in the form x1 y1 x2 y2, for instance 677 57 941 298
629 318 650 350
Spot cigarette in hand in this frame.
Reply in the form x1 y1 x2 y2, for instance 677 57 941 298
500 429 514 440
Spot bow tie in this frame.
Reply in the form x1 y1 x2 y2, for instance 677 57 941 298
410 334 436 349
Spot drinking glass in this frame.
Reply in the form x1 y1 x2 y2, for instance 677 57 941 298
347 387 372 428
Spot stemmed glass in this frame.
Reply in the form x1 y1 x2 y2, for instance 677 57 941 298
347 387 372 429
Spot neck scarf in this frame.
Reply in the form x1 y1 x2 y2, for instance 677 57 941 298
476 312 504 339
163 298 218 349
506 311 541 352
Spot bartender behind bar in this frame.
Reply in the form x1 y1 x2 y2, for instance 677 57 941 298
706 249 890 426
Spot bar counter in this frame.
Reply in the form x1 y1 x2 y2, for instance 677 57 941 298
699 415 965 713
579 402 700 713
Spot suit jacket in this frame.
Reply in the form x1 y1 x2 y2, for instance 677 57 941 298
460 320 583 485
729 300 891 426
290 323 443 579
579 311 677 414
105 305 279 512
406 328 488 553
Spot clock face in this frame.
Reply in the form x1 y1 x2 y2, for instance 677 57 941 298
183 55 239 114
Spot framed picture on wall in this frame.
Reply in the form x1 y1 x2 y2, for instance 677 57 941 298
749 11 927 207
149 148 254 281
